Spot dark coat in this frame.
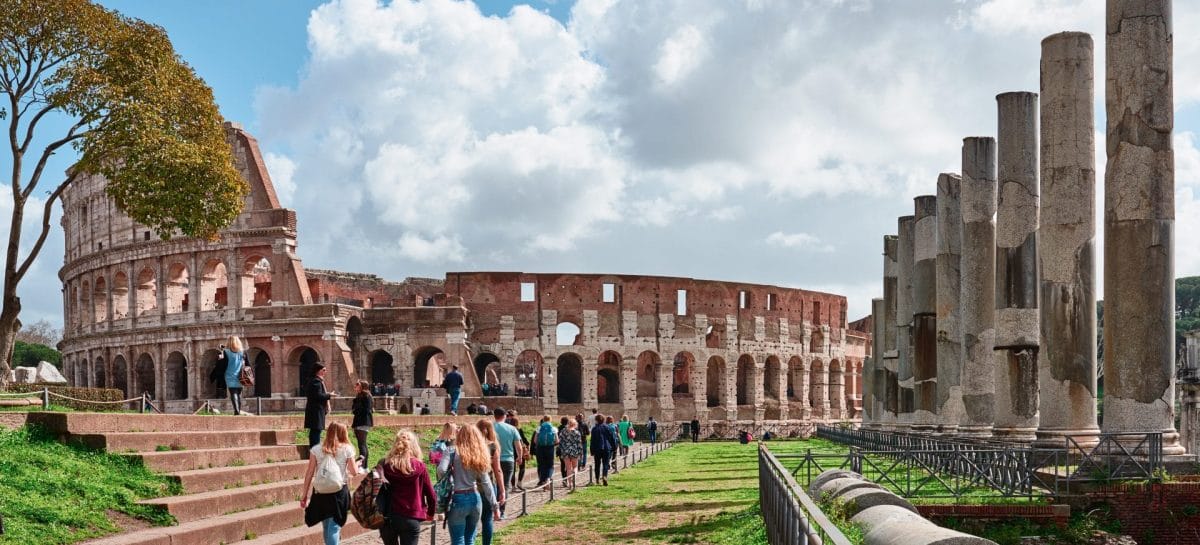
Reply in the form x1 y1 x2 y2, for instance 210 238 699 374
442 370 464 391
304 378 331 430
208 356 228 385
589 422 617 455
351 394 373 429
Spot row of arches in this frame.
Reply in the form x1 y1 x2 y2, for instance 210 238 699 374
67 254 275 329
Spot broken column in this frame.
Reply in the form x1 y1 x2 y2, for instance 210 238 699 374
1035 31 1101 449
1103 0 1184 454
866 297 885 429
993 91 1041 443
936 173 964 435
896 216 916 430
959 137 998 438
881 236 900 430
912 196 939 433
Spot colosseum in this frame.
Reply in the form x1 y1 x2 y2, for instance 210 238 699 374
58 123 866 434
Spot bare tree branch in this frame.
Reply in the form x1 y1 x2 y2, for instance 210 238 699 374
20 119 89 200
14 172 72 284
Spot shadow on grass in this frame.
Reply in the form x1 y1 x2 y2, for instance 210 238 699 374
644 500 754 513
669 475 755 482
606 504 763 543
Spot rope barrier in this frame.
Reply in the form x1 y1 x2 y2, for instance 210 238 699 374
0 391 42 398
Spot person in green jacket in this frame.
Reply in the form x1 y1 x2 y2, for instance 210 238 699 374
616 415 634 456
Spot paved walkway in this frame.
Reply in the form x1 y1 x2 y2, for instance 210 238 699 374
345 441 671 545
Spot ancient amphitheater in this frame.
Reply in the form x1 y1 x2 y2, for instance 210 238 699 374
58 123 865 431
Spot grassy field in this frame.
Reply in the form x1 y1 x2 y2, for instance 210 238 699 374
0 425 178 545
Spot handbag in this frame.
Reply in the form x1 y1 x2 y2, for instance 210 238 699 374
238 364 255 388
433 452 455 514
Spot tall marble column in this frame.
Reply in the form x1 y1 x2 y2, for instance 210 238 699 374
993 91 1041 443
882 235 900 430
1036 31 1101 449
936 173 964 435
912 196 939 433
896 215 916 430
960 137 998 438
1103 0 1184 454
868 297 886 428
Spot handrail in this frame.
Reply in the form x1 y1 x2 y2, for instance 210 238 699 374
760 443 853 545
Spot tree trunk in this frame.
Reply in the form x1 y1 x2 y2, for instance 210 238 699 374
0 297 22 388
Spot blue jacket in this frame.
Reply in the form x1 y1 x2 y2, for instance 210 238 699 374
590 422 617 454
442 370 463 391
223 349 244 389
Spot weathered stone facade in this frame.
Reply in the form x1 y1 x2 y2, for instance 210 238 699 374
57 124 861 426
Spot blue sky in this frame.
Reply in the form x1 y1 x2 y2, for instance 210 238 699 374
7 0 1200 329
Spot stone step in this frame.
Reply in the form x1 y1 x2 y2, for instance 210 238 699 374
81 502 306 545
75 429 298 453
123 445 308 473
31 411 482 435
232 518 368 545
139 479 306 523
168 460 310 494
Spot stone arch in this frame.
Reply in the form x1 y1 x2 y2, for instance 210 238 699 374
764 355 782 401
788 356 804 400
199 349 223 398
112 271 129 319
346 316 364 350
412 346 446 388
706 355 726 408
165 262 190 313
672 352 694 394
636 350 660 399
112 355 128 397
93 276 108 323
371 350 396 385
598 350 622 403
736 354 754 406
289 346 322 394
94 356 106 389
242 256 272 307
250 348 273 397
134 353 155 399
829 359 844 415
165 351 188 400
136 267 157 316
473 352 501 389
515 350 543 397
556 353 583 404
199 259 228 310
555 322 581 346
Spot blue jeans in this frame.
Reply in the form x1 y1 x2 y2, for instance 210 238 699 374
448 388 461 413
447 491 481 545
479 483 498 544
321 518 340 545
650 430 657 445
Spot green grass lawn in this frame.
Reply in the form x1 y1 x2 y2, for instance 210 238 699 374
0 425 179 545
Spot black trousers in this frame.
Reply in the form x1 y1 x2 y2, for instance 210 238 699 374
380 515 422 545
228 387 242 415
354 429 369 467
309 427 322 449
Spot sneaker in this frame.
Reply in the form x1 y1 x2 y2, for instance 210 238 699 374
602 478 608 486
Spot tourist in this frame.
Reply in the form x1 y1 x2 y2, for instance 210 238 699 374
301 422 362 545
221 336 246 415
590 414 616 486
420 404 431 415
575 413 589 469
475 419 506 545
477 402 488 416
647 416 658 445
492 407 521 516
437 424 499 545
208 343 228 399
506 411 530 489
559 418 583 490
616 415 634 457
557 416 570 479
605 416 619 472
305 363 333 448
532 415 558 486
351 380 374 470
690 418 700 443
443 365 464 415
429 423 457 467
379 430 435 545
466 403 478 415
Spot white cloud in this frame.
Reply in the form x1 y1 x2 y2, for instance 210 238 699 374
262 152 297 206
765 231 833 252
398 233 465 263
654 25 707 86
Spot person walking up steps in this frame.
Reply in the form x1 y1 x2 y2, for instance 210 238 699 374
378 430 435 545
301 422 362 545
475 419 506 545
442 366 464 415
221 336 246 415
305 363 334 448
437 424 499 545
532 415 558 486
351 380 373 470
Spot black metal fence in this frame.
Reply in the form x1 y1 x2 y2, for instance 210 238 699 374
759 444 853 545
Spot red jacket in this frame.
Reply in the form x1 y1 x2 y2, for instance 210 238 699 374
381 458 436 521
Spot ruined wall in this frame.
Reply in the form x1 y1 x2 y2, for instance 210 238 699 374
306 269 443 308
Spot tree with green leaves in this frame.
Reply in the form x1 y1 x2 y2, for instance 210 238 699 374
0 0 246 386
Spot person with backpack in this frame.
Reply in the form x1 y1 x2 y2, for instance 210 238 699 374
589 414 616 486
301 422 362 545
305 363 334 448
616 415 634 456
220 336 246 415
436 425 498 545
429 423 457 467
475 419 506 545
351 380 374 470
379 430 435 545
646 416 658 445
532 415 558 486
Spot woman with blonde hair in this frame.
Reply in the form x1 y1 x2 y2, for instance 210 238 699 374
379 430 435 545
429 422 457 466
301 422 362 544
474 419 507 545
437 424 499 545
220 336 246 415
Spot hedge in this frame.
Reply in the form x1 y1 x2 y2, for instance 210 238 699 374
3 384 130 411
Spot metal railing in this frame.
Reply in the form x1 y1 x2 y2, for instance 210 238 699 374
759 444 853 545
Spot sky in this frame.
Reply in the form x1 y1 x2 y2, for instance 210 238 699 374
5 0 1200 329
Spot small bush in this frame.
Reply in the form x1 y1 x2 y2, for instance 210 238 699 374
4 385 128 411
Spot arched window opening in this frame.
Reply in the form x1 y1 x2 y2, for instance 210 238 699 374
200 349 223 398
112 356 128 397
412 347 446 388
165 352 188 400
199 259 228 310
94 357 106 389
372 350 395 385
636 351 660 398
292 347 321 394
736 354 754 405
556 353 582 404
136 268 157 316
93 277 108 322
672 352 694 394
706 356 726 408
764 356 782 401
135 354 156 399
515 350 543 398
241 256 272 307
165 263 189 313
598 351 622 403
473 352 500 393
112 272 130 319
555 322 581 346
252 349 272 397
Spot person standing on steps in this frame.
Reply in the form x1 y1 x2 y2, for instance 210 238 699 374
437 424 499 545
221 336 246 415
379 430 435 545
647 416 658 446
590 414 616 486
442 365 464 415
491 407 520 517
305 363 334 449
351 380 373 470
301 422 362 545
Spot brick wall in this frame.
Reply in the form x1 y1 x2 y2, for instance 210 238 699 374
1087 483 1200 544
